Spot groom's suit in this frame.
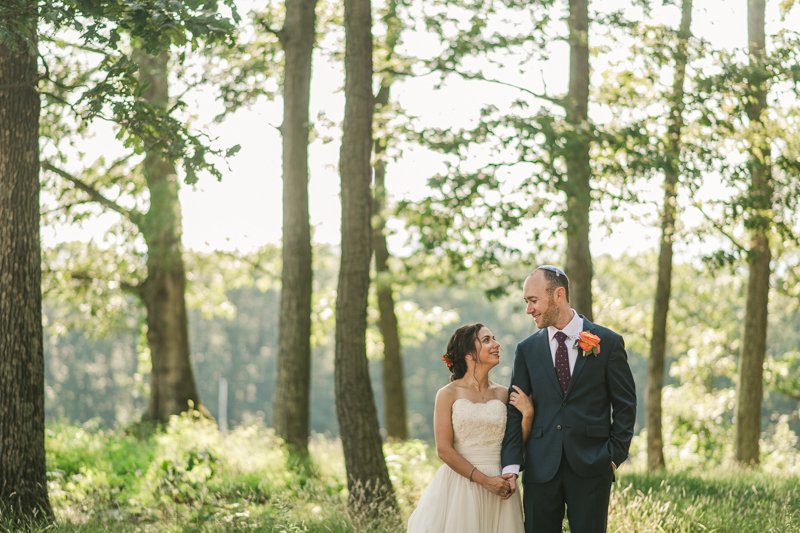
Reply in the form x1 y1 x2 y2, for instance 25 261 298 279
501 314 636 533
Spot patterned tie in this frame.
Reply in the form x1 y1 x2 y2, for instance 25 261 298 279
554 331 571 394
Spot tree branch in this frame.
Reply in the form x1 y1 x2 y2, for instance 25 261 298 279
691 200 748 253
435 64 566 107
70 271 143 296
41 162 145 228
41 199 93 216
262 23 284 42
374 67 438 79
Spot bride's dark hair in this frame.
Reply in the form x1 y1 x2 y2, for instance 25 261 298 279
443 323 485 382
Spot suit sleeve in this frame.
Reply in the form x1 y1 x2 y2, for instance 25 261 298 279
606 335 637 467
501 343 531 471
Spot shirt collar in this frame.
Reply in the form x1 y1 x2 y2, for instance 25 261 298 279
547 309 583 343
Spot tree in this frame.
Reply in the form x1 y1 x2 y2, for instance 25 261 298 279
271 0 318 458
0 13 52 521
43 49 206 422
646 0 693 472
401 0 644 313
734 0 771 466
135 49 204 421
562 0 593 319
40 1 238 423
373 0 407 441
689 0 800 465
336 0 396 513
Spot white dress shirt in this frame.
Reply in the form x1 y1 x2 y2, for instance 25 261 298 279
502 309 582 477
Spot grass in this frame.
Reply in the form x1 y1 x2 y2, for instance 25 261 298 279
609 469 800 533
1 414 798 532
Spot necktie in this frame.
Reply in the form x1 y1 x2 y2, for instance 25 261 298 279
554 331 570 394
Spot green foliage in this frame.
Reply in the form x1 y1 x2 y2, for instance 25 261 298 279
686 30 800 261
44 248 800 445
200 1 285 119
593 13 711 205
39 416 405 531
397 1 668 285
366 294 459 361
23 418 800 532
42 239 145 336
32 0 242 182
202 0 344 121
594 253 800 460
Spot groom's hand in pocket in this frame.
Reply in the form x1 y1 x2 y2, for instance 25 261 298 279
501 474 516 499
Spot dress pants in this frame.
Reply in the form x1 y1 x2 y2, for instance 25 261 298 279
522 448 613 533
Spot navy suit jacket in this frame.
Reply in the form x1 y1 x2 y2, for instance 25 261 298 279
501 316 637 483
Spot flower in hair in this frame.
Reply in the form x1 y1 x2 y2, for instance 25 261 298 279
442 353 454 368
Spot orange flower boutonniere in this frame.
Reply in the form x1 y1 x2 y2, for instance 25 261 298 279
574 331 601 357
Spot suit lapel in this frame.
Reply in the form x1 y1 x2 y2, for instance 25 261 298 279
535 330 563 396
564 316 596 398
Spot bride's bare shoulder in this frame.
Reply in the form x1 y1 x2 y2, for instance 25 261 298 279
435 383 460 405
490 381 509 403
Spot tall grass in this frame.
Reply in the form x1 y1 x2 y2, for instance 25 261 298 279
1 415 796 532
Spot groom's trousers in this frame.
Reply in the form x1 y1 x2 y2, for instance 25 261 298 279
522 448 613 533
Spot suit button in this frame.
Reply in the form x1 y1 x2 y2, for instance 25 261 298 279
562 402 567 407
557 425 562 430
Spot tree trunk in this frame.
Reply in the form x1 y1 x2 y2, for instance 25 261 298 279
646 0 692 473
734 0 771 466
135 50 204 422
373 129 407 441
373 0 407 441
563 0 593 320
0 23 53 520
272 0 317 457
336 0 396 514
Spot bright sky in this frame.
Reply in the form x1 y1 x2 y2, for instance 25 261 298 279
42 0 799 265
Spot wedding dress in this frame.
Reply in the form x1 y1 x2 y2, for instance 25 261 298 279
407 398 524 532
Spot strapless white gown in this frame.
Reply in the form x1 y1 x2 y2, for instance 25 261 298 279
407 399 524 532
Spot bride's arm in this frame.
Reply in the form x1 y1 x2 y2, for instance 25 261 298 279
508 385 534 445
434 388 510 496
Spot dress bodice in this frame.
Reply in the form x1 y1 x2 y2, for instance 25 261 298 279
451 399 507 459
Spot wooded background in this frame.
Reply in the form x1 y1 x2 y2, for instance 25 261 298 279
1 0 800 521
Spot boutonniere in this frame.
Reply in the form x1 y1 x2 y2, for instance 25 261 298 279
573 331 601 357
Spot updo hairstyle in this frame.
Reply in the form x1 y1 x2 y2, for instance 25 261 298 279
443 323 485 382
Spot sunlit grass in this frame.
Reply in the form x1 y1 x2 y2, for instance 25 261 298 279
4 415 795 532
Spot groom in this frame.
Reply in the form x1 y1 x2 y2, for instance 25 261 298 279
501 265 636 533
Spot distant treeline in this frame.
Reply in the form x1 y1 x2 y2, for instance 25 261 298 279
44 250 800 444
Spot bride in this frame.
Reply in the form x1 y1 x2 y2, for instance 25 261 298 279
407 323 533 532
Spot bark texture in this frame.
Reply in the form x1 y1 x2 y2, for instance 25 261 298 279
0 26 53 519
373 0 407 442
563 0 593 320
646 0 692 473
272 0 317 457
336 0 396 513
734 0 771 466
135 50 204 422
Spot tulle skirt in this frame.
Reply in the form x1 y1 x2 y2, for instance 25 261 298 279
407 447 524 533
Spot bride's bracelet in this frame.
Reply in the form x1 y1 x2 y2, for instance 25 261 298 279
468 466 478 482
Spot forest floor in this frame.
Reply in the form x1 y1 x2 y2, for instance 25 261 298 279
4 413 799 532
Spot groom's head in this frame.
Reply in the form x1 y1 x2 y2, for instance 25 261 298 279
523 265 571 329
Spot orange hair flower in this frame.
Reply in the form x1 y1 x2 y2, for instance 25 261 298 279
442 353 454 368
